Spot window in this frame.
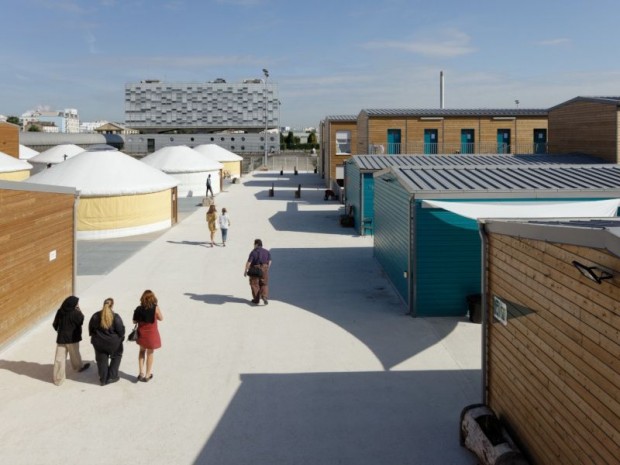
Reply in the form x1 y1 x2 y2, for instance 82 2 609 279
336 130 351 154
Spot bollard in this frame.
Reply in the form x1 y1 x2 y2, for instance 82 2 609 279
294 184 301 198
269 182 274 197
280 169 283 175
294 166 298 175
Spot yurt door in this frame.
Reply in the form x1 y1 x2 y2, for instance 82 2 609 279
171 187 178 224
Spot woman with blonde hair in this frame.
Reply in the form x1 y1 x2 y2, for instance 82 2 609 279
206 204 218 247
132 290 163 382
88 297 125 386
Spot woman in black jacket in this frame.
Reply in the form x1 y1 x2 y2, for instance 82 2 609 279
89 297 125 386
52 295 90 386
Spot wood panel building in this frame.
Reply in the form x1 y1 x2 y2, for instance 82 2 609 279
548 96 620 163
480 218 620 465
319 115 357 190
0 181 77 348
0 122 20 158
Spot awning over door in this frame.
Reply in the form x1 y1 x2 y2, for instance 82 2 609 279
421 199 620 220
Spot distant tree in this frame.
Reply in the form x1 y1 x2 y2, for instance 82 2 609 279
27 124 41 132
285 131 295 149
307 132 317 145
6 116 20 125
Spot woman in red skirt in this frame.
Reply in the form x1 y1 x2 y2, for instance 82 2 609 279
132 290 164 382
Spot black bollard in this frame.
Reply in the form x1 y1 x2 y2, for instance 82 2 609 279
294 184 301 198
280 169 283 175
269 182 275 197
294 166 298 175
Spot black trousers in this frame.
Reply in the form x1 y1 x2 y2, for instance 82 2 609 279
94 343 123 384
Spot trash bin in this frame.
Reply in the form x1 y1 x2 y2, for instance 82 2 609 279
467 294 482 323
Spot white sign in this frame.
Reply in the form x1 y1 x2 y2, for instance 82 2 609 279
493 296 507 326
49 250 57 261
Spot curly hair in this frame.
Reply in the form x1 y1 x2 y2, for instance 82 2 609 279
140 290 158 309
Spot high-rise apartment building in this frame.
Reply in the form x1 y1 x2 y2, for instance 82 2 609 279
124 79 279 133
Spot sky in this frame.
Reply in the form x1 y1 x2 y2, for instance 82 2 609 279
2 0 620 130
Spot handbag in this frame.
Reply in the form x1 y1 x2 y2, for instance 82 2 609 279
247 265 263 278
128 324 139 342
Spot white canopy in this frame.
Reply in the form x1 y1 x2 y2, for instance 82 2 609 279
29 144 84 164
193 144 243 161
0 151 32 172
422 199 620 219
27 149 178 196
142 145 223 173
19 144 39 160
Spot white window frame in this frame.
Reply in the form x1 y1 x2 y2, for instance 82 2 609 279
335 130 351 155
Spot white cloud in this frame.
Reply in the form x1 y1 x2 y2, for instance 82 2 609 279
538 38 571 46
363 30 476 58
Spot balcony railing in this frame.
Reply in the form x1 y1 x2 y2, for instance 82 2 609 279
369 142 548 155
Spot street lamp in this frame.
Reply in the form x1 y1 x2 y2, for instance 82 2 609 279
263 68 269 168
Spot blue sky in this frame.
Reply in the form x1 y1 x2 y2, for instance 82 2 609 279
2 0 620 129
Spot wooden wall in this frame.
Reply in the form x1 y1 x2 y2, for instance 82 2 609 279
328 121 357 185
0 185 75 348
357 115 547 154
0 122 20 158
486 233 620 465
548 101 619 163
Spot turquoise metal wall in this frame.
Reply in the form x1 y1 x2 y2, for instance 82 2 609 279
415 203 481 316
362 172 374 235
374 176 412 306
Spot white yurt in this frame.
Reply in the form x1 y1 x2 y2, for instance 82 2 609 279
0 151 32 180
193 144 243 181
29 144 84 174
19 144 39 160
141 145 224 198
27 150 179 239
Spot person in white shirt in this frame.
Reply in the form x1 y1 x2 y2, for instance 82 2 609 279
218 207 231 246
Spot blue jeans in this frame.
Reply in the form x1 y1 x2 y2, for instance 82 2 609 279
221 228 228 243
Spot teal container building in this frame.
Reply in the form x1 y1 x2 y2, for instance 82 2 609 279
373 164 620 317
344 154 603 236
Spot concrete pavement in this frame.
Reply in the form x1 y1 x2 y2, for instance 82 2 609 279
0 170 481 465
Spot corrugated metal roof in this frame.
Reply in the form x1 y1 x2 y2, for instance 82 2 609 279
383 164 620 198
360 108 548 117
322 115 358 122
348 154 606 171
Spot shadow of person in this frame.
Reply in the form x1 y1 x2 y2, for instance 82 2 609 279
167 240 211 248
184 293 250 306
0 360 55 384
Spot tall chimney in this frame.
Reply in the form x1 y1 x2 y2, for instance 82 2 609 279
440 71 445 109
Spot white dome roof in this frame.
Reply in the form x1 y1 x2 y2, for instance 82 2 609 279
27 150 178 196
142 145 223 173
19 144 39 160
193 144 243 161
29 144 84 164
0 151 32 172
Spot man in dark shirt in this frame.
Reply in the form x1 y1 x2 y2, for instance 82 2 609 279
244 238 272 305
206 174 214 198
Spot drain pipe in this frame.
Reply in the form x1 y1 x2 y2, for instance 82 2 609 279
73 191 80 295
478 220 489 404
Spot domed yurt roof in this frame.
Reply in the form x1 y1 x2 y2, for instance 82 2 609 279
19 144 39 160
27 149 178 196
193 144 243 161
29 144 84 164
0 151 32 172
142 145 223 173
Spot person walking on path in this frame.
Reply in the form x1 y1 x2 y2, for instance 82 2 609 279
244 238 272 305
206 174 214 198
132 290 163 383
206 204 218 247
88 297 125 386
52 296 90 385
218 207 230 246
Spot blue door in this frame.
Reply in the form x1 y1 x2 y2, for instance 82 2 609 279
497 129 510 154
424 129 438 154
387 129 401 154
533 129 547 154
461 129 474 154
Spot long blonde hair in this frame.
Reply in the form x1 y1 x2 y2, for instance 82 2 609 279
100 298 114 329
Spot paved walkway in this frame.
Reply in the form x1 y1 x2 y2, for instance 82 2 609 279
0 171 481 465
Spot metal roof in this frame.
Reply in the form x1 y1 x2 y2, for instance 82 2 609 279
348 154 607 171
481 218 620 257
549 96 620 111
360 108 548 117
322 115 358 122
380 164 620 199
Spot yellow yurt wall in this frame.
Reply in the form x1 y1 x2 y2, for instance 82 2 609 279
222 160 241 179
0 170 30 181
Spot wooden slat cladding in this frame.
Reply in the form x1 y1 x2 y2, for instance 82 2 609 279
0 188 75 348
486 232 620 465
0 123 20 158
548 101 619 163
